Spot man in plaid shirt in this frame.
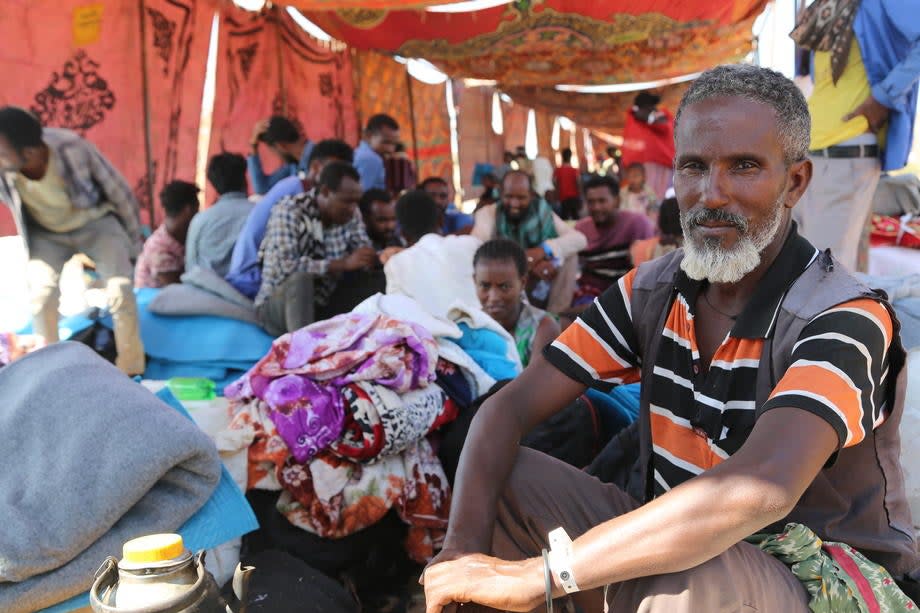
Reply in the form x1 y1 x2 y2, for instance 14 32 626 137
0 106 145 375
256 161 376 336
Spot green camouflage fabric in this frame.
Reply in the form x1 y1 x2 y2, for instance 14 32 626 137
746 523 917 613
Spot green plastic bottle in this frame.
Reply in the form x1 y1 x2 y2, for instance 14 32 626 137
166 377 216 401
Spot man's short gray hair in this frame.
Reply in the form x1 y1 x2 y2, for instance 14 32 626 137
674 64 811 164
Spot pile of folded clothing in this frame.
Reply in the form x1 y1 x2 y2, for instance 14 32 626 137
0 331 45 366
227 311 484 563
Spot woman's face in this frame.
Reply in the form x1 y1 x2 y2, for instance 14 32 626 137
475 259 525 330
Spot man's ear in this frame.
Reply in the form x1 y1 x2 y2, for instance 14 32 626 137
785 158 813 210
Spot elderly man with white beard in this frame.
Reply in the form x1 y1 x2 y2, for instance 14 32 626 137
422 64 918 613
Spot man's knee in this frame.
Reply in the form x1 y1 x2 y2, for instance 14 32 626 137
282 271 315 297
26 260 62 306
105 276 136 313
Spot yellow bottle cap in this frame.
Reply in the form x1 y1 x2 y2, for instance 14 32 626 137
122 534 185 564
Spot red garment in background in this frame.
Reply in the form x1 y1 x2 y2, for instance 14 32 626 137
385 156 417 195
553 165 580 201
620 108 676 169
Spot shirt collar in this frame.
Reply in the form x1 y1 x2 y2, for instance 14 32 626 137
674 222 819 339
216 191 247 201
299 140 313 169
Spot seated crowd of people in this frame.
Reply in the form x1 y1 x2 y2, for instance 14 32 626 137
126 112 682 342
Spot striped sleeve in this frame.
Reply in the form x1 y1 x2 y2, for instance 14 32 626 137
760 298 893 448
543 269 642 390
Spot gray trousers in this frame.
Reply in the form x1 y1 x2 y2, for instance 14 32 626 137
794 155 881 273
468 448 810 612
255 272 316 337
26 214 144 375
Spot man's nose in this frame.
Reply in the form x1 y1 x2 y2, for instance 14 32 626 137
700 167 730 209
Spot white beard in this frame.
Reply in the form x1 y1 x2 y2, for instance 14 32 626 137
679 194 786 284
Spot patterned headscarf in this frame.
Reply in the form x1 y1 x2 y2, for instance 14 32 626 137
495 197 558 248
790 0 861 85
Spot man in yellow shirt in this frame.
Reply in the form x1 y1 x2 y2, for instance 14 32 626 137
0 107 145 375
791 0 920 272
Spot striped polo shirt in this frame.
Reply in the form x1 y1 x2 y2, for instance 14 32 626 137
545 229 894 496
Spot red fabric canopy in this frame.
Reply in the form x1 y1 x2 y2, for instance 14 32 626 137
305 1 768 86
291 1 446 8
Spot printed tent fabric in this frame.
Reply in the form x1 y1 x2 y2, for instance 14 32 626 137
305 0 769 86
502 82 689 134
207 3 357 200
0 0 212 229
291 1 445 8
352 50 452 182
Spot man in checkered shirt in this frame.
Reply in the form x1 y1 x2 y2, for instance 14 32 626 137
255 161 377 336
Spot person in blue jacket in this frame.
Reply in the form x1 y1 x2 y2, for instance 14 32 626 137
247 116 314 195
791 0 920 272
353 114 400 191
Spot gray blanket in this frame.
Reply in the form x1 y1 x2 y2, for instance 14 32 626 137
148 266 258 324
0 343 221 612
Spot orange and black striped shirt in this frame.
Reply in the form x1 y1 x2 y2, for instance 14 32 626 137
545 230 893 496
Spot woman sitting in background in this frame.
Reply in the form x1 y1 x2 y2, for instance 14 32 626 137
473 239 560 367
630 194 684 267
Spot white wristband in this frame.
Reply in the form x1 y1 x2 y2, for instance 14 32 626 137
547 527 580 594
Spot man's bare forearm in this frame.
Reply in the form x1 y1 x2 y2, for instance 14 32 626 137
442 401 525 552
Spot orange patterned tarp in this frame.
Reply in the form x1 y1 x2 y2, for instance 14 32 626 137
353 50 452 183
306 0 768 86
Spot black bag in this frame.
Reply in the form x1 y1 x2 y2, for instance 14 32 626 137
521 393 603 469
69 308 117 364
437 380 605 477
229 549 358 613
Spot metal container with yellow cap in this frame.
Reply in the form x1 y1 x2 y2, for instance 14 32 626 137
88 533 226 613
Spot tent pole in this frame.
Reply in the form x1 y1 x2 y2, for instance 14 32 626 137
138 0 156 228
275 6 287 115
405 66 420 175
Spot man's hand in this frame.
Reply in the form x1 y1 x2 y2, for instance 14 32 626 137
843 95 890 133
422 553 543 613
533 258 558 281
378 246 404 266
250 119 270 148
338 246 377 272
